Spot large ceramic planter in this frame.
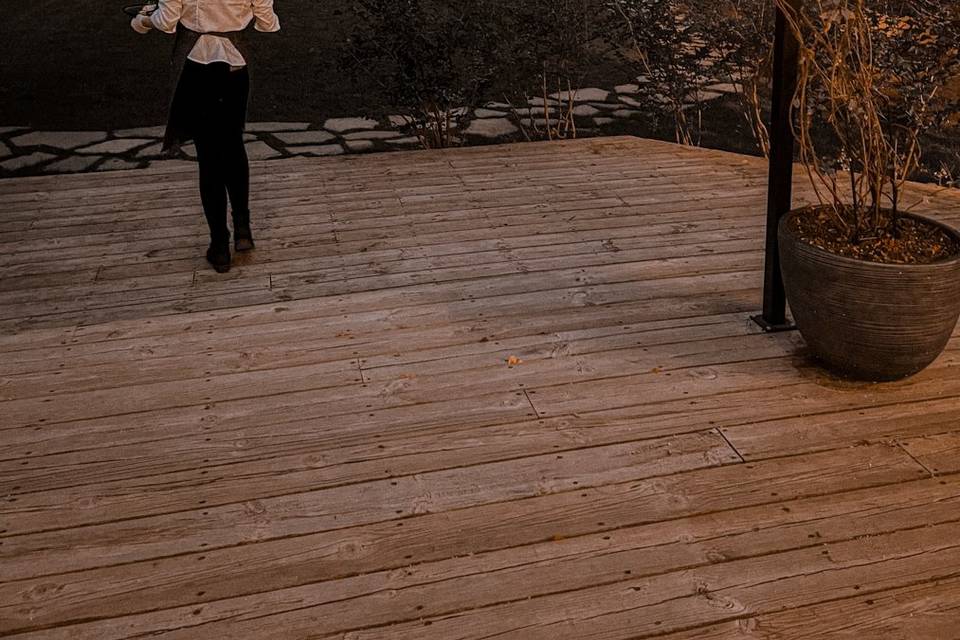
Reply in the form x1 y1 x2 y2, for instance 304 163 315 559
779 209 960 381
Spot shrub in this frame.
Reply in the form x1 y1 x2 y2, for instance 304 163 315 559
608 0 773 150
780 0 960 239
339 0 504 147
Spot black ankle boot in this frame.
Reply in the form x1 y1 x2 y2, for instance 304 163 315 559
206 237 231 273
233 210 255 252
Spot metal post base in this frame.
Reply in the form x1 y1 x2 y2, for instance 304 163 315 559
751 314 797 333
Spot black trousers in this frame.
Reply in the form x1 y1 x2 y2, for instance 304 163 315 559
177 60 250 245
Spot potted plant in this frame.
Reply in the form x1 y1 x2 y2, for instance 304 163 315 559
775 0 960 381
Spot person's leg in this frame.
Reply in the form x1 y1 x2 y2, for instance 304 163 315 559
223 67 253 251
191 62 232 271
195 135 230 246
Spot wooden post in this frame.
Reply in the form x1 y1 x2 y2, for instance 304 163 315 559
753 0 801 332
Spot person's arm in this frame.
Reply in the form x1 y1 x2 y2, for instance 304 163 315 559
130 1 182 34
131 12 153 34
251 0 280 32
148 0 184 34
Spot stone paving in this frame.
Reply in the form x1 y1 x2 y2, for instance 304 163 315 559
0 80 738 178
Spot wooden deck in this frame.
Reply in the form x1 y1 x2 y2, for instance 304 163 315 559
2 136 960 638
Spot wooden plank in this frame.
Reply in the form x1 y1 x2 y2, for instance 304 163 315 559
0 312 744 399
657 578 960 639
0 198 765 285
722 392 960 461
57 272 756 347
0 320 794 446
526 338 960 418
0 289 747 371
0 430 738 578
2 326 797 494
0 389 529 491
0 275 274 331
0 183 763 270
0 444 922 634
900 432 960 475
1 258 762 334
0 231 763 307
8 475 960 639
327 520 960 639
0 356 360 426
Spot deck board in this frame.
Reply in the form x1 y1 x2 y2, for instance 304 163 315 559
2 136 959 638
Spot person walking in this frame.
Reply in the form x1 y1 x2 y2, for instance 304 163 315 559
131 1 280 273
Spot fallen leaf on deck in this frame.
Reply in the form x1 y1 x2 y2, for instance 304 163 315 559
507 355 523 366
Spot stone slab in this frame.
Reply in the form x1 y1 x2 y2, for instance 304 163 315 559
345 140 375 152
274 130 337 145
136 142 165 157
528 97 561 107
180 144 197 159
615 83 640 94
0 126 28 135
43 155 101 173
593 117 616 126
513 107 558 119
12 131 107 150
0 141 11 159
464 118 518 139
77 138 153 154
245 122 310 133
342 130 402 141
245 141 281 160
474 108 507 119
388 115 411 128
386 136 421 146
291 144 344 157
588 102 619 111
619 96 646 109
572 105 600 117
550 88 610 102
484 101 512 109
1 152 56 171
612 109 642 119
244 133 258 142
114 125 166 138
324 117 379 133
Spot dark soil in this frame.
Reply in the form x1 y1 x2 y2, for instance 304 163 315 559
1 1 366 129
0 1 631 130
788 205 960 265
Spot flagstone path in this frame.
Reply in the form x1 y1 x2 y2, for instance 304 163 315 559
0 81 739 178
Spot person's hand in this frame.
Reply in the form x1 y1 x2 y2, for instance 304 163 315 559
130 13 153 34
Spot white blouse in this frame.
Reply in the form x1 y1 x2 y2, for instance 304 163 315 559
134 0 280 66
